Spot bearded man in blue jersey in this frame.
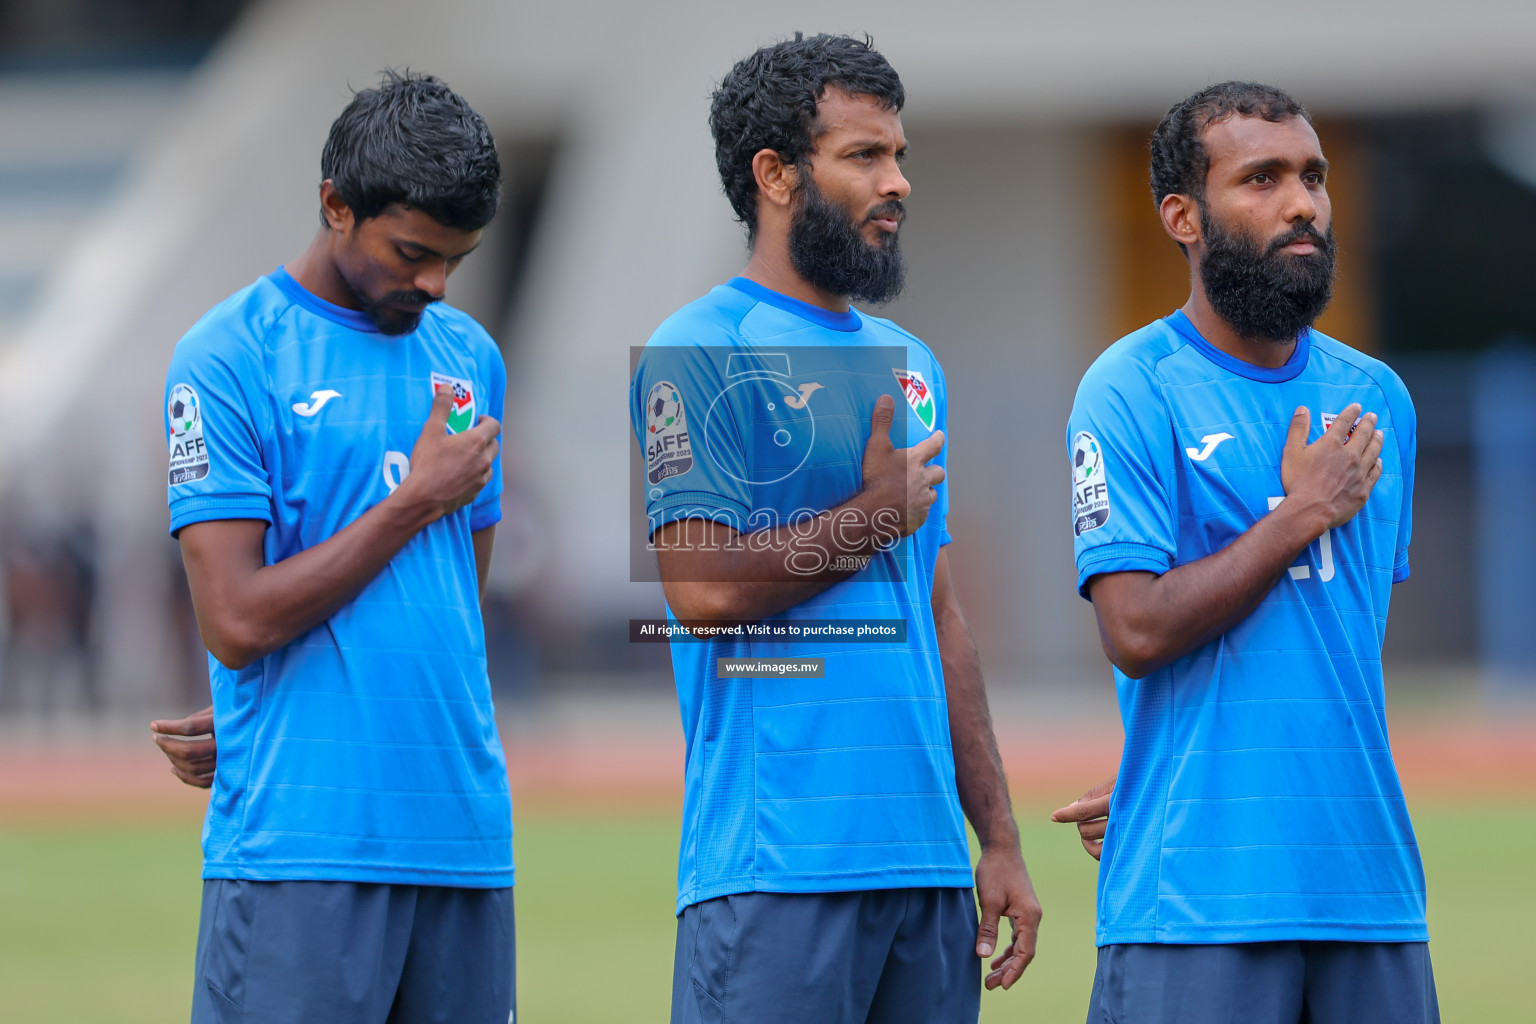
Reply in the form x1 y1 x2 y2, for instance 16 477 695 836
1056 82 1437 1023
629 34 1041 1024
158 72 514 1023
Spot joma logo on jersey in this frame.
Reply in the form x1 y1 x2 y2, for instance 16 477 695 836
1186 432 1235 462
783 382 824 409
293 389 342 417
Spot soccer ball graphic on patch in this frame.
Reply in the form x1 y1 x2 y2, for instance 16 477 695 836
1072 432 1102 486
168 383 200 437
648 384 683 434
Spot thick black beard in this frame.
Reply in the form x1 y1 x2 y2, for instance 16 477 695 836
356 288 437 335
787 174 906 305
1199 205 1337 343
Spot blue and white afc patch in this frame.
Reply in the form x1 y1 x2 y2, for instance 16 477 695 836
1071 430 1110 536
645 379 693 484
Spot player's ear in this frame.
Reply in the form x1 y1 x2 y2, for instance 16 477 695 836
319 180 356 234
1159 193 1200 251
752 149 798 210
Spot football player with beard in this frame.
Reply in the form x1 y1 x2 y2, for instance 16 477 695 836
630 33 1040 1024
1058 82 1436 1024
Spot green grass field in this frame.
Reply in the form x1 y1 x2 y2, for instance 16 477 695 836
1 802 1530 1022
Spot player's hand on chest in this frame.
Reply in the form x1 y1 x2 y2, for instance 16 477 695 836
277 360 480 504
723 362 937 514
1173 387 1400 570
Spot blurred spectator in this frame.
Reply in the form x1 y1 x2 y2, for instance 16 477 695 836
0 521 97 714
166 537 210 709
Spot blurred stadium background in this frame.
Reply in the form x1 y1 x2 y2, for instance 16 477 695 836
0 0 1533 1020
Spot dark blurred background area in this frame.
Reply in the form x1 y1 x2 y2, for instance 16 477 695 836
0 0 248 69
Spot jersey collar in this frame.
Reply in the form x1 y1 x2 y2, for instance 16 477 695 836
1164 309 1311 383
269 266 382 333
726 277 864 333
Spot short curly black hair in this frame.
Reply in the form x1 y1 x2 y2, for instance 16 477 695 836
1149 81 1311 233
709 33 904 240
320 69 501 232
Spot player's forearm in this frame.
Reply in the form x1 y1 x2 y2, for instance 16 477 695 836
657 497 901 622
1091 498 1329 678
472 525 495 600
664 571 840 625
194 492 439 669
936 601 1019 852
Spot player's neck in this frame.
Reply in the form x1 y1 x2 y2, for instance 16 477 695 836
740 236 851 314
285 230 365 311
1180 289 1297 370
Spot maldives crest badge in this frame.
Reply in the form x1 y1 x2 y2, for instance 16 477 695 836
891 368 936 432
429 371 476 434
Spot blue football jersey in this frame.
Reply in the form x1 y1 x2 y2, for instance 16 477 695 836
1069 310 1424 945
164 267 512 887
631 278 972 913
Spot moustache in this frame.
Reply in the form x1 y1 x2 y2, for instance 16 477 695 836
866 200 906 225
384 290 439 307
1266 223 1328 255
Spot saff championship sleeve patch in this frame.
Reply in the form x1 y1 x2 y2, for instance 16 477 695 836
644 380 693 484
167 382 210 486
1071 430 1110 536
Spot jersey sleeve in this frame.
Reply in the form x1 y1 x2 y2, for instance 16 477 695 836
469 341 507 533
1387 373 1417 583
931 354 953 547
631 342 751 536
165 328 273 535
1067 356 1178 598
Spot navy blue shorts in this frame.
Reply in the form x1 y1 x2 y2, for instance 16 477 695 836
671 888 980 1024
1086 941 1439 1024
190 879 515 1024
